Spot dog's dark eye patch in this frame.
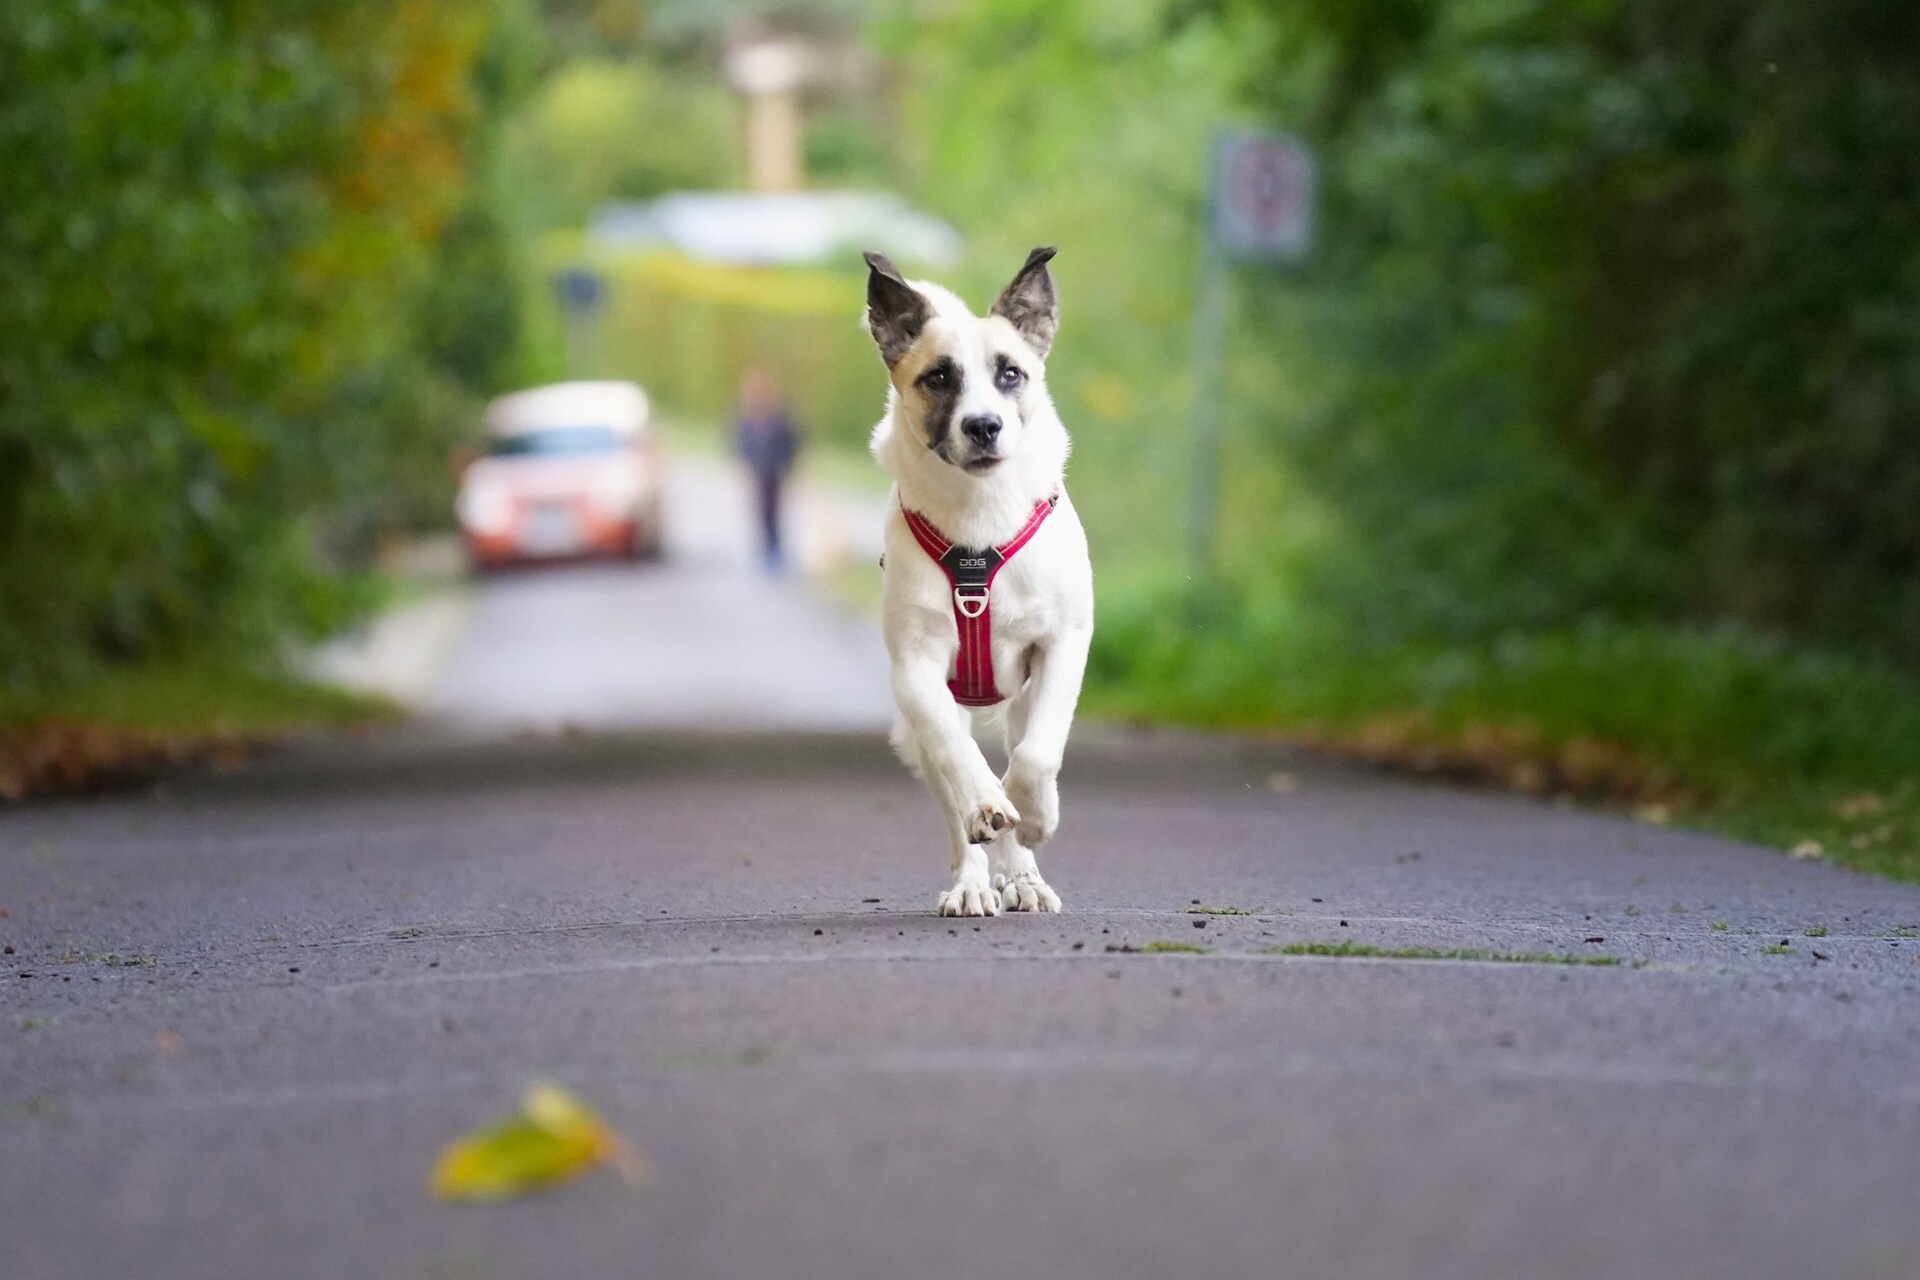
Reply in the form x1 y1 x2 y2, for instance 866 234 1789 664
918 358 959 390
916 356 963 454
993 353 1025 393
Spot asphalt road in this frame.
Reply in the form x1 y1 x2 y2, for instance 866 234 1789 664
426 458 895 733
6 464 1920 1280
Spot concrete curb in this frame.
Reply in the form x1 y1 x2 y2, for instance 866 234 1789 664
305 588 474 709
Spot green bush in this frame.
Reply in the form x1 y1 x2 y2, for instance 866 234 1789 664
497 57 740 230
1090 570 1920 877
553 246 884 453
0 1 528 697
1248 0 1920 665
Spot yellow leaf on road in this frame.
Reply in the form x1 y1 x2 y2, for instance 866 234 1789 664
430 1082 647 1202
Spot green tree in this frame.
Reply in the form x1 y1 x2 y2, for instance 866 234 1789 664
1236 0 1920 663
497 57 739 230
0 0 527 693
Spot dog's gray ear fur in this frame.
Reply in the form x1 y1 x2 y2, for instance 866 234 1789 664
863 250 930 367
990 245 1059 358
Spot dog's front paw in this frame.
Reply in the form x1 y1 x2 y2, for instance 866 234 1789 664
1004 758 1059 847
937 872 1001 917
993 870 1061 913
963 794 1021 845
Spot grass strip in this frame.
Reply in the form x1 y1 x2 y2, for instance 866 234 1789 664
1268 941 1620 966
1 657 397 800
1085 610 1920 883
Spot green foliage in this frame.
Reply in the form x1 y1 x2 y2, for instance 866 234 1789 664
804 109 893 186
0 654 395 737
1091 571 1920 878
1117 588 1920 793
498 57 740 230
1245 0 1920 663
1269 942 1620 965
0 1 530 696
555 246 880 451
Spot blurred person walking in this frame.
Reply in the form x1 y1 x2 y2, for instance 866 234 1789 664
734 367 802 573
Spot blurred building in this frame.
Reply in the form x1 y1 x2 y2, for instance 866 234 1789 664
724 32 810 193
579 23 956 271
587 190 961 268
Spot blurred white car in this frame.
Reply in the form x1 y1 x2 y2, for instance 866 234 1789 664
456 381 665 569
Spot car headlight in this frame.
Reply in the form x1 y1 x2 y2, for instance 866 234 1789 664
589 466 642 518
457 482 514 535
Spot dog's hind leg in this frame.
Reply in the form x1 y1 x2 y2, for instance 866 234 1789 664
1002 629 1090 854
888 718 926 781
989 832 1061 912
990 680 1063 911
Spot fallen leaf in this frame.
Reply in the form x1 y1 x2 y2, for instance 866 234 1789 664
1787 840 1824 861
430 1082 647 1203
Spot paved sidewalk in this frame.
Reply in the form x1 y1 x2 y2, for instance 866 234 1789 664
425 456 895 733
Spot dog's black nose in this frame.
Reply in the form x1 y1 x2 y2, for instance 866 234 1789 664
961 414 1002 446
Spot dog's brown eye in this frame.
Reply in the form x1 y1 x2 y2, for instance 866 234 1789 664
922 369 950 390
996 365 1024 391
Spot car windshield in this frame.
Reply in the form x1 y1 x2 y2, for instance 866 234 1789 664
486 425 626 458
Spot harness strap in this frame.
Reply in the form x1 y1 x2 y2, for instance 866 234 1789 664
902 495 1057 707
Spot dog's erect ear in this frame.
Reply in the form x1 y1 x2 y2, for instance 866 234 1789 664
863 250 930 367
990 245 1059 358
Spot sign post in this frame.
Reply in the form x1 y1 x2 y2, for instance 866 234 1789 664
553 267 606 377
1186 129 1314 581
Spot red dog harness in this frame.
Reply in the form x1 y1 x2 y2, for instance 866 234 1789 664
902 496 1057 707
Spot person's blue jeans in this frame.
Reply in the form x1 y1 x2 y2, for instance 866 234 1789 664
755 472 784 572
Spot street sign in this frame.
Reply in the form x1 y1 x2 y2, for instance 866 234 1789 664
1210 130 1314 263
553 268 606 377
553 267 605 315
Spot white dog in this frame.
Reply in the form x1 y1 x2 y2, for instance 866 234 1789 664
863 246 1094 916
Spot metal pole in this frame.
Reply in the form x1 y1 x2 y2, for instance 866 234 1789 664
1185 211 1230 583
563 310 584 379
